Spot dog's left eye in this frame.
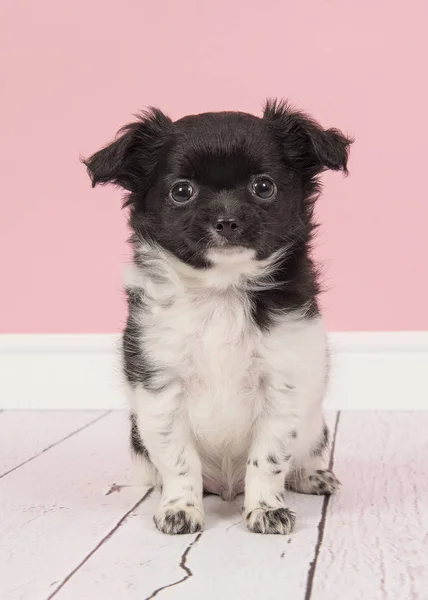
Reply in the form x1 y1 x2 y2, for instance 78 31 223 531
252 177 276 200
171 181 195 204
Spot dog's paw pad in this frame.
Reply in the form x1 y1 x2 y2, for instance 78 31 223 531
308 469 341 495
245 507 295 535
154 506 204 535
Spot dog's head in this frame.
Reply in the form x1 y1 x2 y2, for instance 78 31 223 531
84 100 352 268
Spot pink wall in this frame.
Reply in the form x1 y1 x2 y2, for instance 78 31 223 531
1 0 427 333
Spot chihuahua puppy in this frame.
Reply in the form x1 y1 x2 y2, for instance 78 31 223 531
84 100 352 535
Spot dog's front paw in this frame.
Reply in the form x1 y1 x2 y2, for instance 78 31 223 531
154 505 204 535
245 507 296 535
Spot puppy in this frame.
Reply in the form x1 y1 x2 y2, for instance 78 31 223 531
84 100 352 535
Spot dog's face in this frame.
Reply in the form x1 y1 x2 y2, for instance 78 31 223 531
85 101 351 268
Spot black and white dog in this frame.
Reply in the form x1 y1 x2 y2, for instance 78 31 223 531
84 100 352 535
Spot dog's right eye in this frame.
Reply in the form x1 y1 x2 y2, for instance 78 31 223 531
170 182 195 204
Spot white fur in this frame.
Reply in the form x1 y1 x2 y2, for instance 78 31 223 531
126 244 329 533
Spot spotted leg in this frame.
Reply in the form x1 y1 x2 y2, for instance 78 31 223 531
286 422 341 495
134 381 204 534
244 412 297 535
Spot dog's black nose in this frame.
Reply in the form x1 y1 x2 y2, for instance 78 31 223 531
215 218 239 238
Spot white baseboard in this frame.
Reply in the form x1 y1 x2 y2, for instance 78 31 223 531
1 333 427 410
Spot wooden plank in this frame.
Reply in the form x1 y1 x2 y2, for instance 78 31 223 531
173 494 328 600
309 412 428 600
54 491 326 600
54 413 338 600
53 490 205 600
0 411 150 600
0 411 108 478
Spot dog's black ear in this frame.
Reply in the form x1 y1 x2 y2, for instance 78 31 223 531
83 108 172 192
263 99 353 175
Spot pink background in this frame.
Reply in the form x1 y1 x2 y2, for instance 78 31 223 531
1 0 427 333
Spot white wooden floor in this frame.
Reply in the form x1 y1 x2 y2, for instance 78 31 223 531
0 410 427 600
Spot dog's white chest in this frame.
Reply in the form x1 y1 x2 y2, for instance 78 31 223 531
146 287 263 451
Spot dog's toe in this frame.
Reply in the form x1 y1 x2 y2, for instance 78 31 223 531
245 507 295 535
287 468 341 495
154 505 204 535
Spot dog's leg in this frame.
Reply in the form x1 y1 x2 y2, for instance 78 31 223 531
244 408 297 535
134 382 204 534
243 315 330 533
129 412 159 486
286 421 341 495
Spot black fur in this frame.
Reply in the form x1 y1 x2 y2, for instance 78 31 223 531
246 507 296 535
311 423 330 457
130 413 149 458
267 454 280 465
154 509 202 535
83 99 352 456
84 100 352 289
307 469 340 495
122 290 168 390
122 315 157 388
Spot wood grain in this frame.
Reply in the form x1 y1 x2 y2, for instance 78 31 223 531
54 413 338 600
0 410 108 478
52 480 327 600
0 411 148 600
310 412 428 600
2 410 426 600
53 490 205 600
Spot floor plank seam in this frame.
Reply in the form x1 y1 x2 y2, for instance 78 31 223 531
46 487 154 599
144 532 203 600
303 411 341 600
0 410 111 480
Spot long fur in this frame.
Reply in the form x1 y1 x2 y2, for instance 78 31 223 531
84 99 352 534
